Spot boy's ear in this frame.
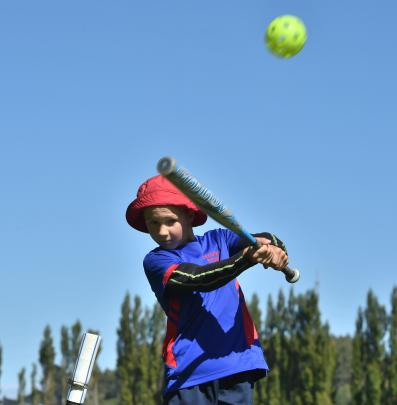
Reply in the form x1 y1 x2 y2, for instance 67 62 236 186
187 208 195 223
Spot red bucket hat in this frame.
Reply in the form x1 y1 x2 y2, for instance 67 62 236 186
126 175 207 233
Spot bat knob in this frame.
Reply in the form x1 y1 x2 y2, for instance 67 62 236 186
157 156 177 176
285 268 300 283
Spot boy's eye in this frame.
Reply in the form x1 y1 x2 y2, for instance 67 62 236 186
166 219 177 226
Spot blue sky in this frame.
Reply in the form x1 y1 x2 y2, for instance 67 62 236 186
1 0 396 398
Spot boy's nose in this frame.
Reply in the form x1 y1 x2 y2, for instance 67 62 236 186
158 224 169 236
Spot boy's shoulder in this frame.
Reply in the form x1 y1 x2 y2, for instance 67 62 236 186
143 246 178 262
196 228 226 241
144 229 229 258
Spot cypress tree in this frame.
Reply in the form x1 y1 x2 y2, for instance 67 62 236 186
249 293 262 331
147 302 165 404
248 293 266 404
60 325 71 405
263 294 282 405
129 295 151 404
71 321 83 364
135 307 151 404
17 368 26 405
288 289 335 405
39 325 56 405
332 336 352 405
275 289 289 403
363 290 386 405
116 293 134 405
351 308 365 405
0 341 2 402
285 288 299 404
97 368 117 402
292 291 316 405
30 363 40 405
86 329 101 405
388 287 397 404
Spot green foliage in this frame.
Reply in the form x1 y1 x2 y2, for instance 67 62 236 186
334 384 352 405
17 368 25 405
351 308 364 405
71 320 83 364
0 340 2 400
85 328 102 405
386 287 397 404
116 293 165 405
116 293 134 405
59 325 70 405
258 289 335 405
7 285 397 404
30 363 40 405
39 325 56 405
97 369 118 401
332 336 352 405
352 290 389 405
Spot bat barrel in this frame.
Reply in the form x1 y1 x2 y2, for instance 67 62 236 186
157 156 177 176
157 156 301 284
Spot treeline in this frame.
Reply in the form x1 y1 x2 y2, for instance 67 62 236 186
1 287 396 405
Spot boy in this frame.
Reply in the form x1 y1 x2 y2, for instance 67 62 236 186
126 175 288 404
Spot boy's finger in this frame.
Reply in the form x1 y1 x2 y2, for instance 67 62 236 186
255 237 271 246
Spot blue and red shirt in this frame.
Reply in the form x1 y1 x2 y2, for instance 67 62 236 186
143 228 269 394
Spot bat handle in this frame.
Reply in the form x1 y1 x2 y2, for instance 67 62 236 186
282 266 300 283
254 240 300 283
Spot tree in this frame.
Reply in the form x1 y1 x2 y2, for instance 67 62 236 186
248 293 262 332
97 368 117 402
332 336 352 405
30 363 40 405
363 290 387 405
39 325 56 405
351 290 387 405
274 289 289 403
0 341 2 403
17 368 26 405
249 293 266 404
116 293 134 405
60 325 71 405
351 308 365 405
287 289 335 405
71 320 83 364
116 294 161 404
85 329 101 405
147 302 165 404
129 295 149 404
385 287 397 405
262 294 282 405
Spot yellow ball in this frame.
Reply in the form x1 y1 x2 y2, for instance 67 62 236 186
265 15 307 58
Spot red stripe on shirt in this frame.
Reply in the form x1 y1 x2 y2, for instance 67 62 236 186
162 263 179 286
239 288 258 346
162 297 180 368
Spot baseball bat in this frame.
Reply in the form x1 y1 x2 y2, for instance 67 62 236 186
157 156 300 283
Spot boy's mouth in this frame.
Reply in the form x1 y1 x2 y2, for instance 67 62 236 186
158 239 174 246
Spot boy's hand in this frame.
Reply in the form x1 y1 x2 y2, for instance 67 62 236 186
244 236 289 270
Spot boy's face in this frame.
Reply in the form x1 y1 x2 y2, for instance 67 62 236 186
144 205 195 250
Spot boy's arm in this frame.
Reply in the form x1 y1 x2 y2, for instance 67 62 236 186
165 250 253 293
165 231 289 294
234 232 288 254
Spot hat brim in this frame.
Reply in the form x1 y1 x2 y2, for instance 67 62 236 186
126 190 207 233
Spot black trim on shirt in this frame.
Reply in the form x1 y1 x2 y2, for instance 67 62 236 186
165 251 253 293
